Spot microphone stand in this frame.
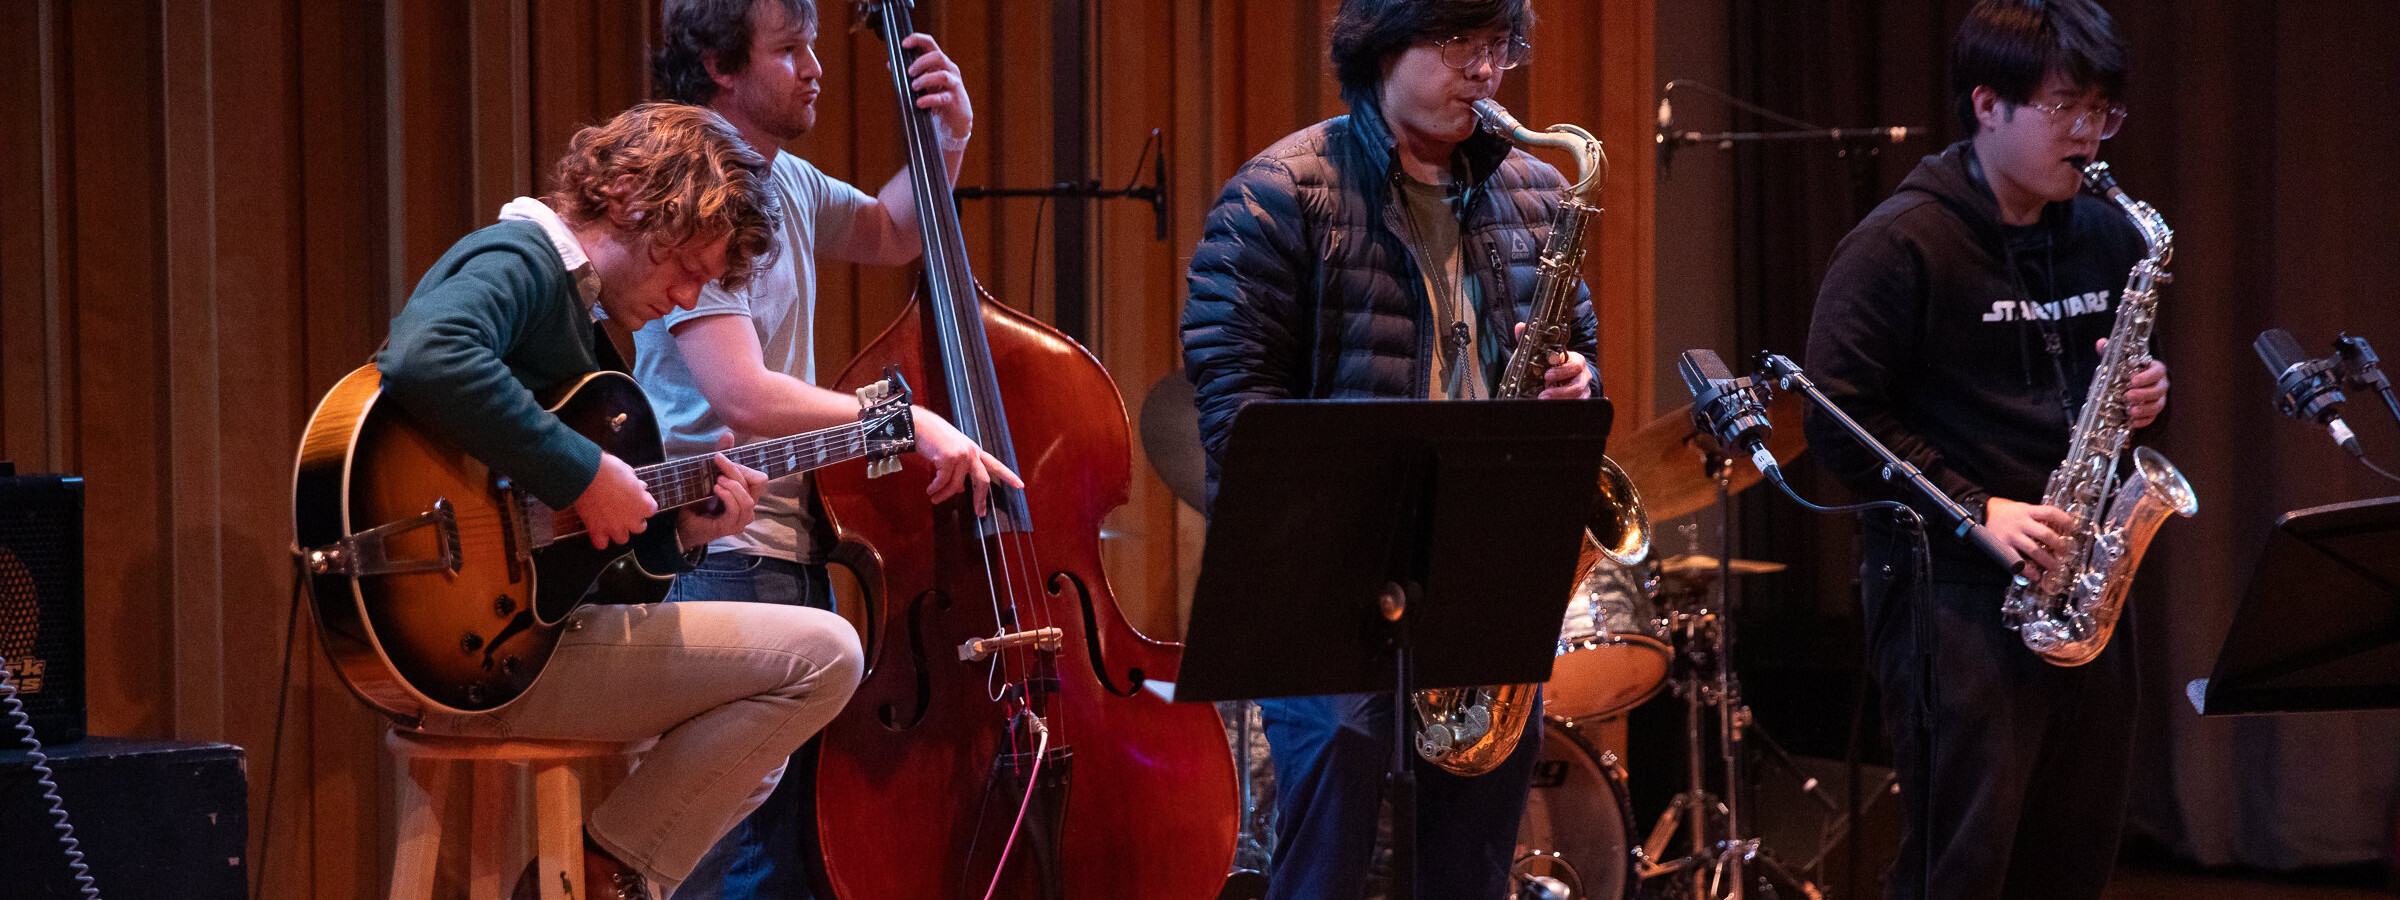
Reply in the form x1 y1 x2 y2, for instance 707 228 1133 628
1654 78 1926 206
1660 126 1923 147
1759 354 2020 575
2332 335 2400 486
950 180 1168 241
2336 334 2400 429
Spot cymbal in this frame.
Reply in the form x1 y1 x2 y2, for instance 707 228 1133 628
1138 369 1208 511
1656 553 1789 577
1611 389 1808 522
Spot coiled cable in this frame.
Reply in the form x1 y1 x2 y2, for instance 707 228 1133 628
2 652 101 899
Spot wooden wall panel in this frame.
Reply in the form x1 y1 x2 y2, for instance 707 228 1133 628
0 1 1654 893
0 1 70 469
69 0 173 743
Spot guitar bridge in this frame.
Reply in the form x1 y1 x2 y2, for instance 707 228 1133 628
305 498 463 578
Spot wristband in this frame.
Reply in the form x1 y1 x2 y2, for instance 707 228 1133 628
935 124 971 153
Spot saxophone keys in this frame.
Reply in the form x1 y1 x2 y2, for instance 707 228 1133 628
2077 571 2108 597
2096 530 2127 559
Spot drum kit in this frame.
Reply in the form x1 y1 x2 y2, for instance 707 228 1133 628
1143 374 1835 900
1512 390 1824 900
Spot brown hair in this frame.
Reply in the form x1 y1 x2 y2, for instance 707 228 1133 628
548 102 780 291
654 0 817 106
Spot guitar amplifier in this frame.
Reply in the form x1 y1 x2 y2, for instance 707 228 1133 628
0 469 86 749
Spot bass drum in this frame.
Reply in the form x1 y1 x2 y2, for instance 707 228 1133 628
1546 552 1670 721
1514 716 1636 900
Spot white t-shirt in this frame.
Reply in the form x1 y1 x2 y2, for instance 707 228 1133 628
632 150 874 563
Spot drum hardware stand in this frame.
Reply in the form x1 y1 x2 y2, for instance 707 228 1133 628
1635 456 1822 900
1218 699 1272 900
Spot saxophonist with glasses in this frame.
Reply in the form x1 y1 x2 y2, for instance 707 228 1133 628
1182 1 1598 897
1802 1 2171 898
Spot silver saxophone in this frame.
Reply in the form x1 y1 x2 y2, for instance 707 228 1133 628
1998 161 2199 666
1412 99 1651 776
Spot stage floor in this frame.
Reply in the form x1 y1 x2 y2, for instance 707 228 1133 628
2105 849 2393 900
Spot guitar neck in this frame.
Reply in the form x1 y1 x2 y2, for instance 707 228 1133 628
538 422 875 544
638 422 875 511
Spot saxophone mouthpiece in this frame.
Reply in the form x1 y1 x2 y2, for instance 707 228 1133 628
1472 99 1522 136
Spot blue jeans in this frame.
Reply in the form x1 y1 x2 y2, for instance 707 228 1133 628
1256 690 1542 900
665 554 835 900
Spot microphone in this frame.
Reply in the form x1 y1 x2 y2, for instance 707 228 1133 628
1152 132 1170 241
2255 328 2362 455
1656 93 1677 181
1678 348 1779 478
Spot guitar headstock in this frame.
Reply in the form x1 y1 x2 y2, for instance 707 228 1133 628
853 366 916 478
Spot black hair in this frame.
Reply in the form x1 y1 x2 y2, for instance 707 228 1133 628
1950 0 2128 134
653 0 817 106
1328 0 1534 104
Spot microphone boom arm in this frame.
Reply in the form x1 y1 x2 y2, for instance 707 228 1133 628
1759 354 2023 575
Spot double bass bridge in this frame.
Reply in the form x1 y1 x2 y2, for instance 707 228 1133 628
959 627 1064 662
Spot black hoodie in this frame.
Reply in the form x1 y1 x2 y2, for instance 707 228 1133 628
1803 140 2148 575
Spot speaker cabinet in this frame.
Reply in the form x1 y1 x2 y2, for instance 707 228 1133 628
0 472 85 750
0 737 250 899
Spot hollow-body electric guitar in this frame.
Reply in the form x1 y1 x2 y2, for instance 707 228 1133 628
292 363 913 723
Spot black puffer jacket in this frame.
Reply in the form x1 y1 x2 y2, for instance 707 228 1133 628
1182 97 1600 504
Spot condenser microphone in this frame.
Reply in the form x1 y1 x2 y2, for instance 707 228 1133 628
2255 328 2362 455
1656 93 1677 180
1678 348 1779 478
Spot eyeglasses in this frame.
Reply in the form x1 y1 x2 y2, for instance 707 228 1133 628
1432 34 1531 71
2019 99 2128 139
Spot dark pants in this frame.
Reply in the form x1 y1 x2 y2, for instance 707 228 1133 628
665 554 835 900
1862 535 2138 900
1255 690 1542 900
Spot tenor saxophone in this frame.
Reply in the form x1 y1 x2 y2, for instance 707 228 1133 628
1997 161 2199 666
1411 100 1650 775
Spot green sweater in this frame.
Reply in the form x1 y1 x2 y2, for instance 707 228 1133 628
378 220 604 508
377 220 689 576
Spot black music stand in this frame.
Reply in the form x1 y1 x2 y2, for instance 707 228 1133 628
2190 496 2400 715
1173 398 1613 900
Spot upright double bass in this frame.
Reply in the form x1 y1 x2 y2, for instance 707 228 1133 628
810 3 1239 899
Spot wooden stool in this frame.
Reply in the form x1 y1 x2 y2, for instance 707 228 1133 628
384 729 654 900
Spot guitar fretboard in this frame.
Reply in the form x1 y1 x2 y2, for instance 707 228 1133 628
536 418 887 545
641 427 869 508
